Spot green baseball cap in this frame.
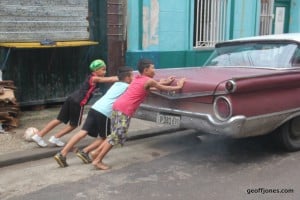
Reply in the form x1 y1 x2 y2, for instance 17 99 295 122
89 59 106 71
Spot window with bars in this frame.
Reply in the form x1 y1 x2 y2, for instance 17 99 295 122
194 0 228 48
260 0 274 35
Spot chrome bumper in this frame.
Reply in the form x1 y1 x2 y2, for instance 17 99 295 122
134 104 300 138
134 104 246 138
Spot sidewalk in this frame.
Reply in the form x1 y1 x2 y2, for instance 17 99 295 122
0 105 181 167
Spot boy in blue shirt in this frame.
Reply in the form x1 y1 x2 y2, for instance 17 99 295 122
54 67 133 167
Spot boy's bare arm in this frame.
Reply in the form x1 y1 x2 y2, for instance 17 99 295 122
148 78 185 91
159 76 176 85
92 76 119 83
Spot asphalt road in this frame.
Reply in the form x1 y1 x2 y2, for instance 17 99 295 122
1 129 299 200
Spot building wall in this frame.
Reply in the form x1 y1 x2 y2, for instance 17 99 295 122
231 0 260 38
126 0 299 69
289 0 300 32
127 0 190 51
126 0 212 69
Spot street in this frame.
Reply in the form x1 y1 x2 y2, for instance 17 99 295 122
1 129 299 200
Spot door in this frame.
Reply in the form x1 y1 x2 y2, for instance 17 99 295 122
273 0 290 34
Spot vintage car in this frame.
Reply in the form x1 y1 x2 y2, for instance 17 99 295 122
134 33 300 151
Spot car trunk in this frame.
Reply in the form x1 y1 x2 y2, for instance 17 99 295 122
137 66 292 117
152 66 279 95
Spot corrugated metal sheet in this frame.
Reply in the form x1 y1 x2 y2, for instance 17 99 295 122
0 0 89 42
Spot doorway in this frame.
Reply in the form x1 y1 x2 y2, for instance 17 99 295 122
273 0 290 34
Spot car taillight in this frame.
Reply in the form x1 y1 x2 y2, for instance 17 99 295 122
213 96 232 121
225 80 236 93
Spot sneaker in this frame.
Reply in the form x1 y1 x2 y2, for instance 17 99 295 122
49 136 65 147
31 134 48 147
76 149 92 164
54 152 68 167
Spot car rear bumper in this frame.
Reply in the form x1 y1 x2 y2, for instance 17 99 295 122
134 104 246 137
134 104 300 138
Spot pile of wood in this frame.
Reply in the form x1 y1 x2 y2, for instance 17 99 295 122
0 81 19 131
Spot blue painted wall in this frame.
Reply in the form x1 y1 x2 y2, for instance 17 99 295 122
126 0 211 69
231 0 259 38
126 0 300 69
127 0 190 51
290 0 300 32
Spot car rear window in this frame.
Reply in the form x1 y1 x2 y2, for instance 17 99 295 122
204 42 298 68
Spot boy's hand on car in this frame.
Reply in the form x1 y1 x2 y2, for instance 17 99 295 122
166 76 176 83
176 78 186 88
160 76 176 85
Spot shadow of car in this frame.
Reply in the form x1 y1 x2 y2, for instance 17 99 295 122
134 33 300 151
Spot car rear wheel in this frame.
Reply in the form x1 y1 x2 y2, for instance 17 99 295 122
276 117 300 151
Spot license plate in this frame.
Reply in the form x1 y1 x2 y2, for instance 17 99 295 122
156 113 180 126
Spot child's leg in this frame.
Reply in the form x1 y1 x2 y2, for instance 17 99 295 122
83 138 103 153
60 130 88 157
92 111 131 170
92 139 113 170
38 119 61 137
54 124 77 138
90 139 105 157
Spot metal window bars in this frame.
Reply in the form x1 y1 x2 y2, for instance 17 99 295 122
259 0 274 35
195 0 227 48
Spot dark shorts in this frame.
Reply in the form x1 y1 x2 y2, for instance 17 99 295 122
57 97 83 126
82 108 111 138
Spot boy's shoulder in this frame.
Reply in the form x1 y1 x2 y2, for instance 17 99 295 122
110 81 129 89
113 81 129 85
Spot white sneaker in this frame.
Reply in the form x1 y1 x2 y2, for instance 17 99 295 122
31 134 48 147
48 136 65 147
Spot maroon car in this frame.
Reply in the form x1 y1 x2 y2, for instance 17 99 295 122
134 33 300 151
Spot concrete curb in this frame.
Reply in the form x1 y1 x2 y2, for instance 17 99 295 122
0 126 183 168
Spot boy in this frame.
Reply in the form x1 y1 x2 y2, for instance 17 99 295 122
92 58 186 170
54 67 133 167
31 59 118 147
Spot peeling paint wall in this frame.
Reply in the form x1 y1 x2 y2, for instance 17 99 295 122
126 0 211 68
289 0 300 32
142 0 159 49
232 0 258 38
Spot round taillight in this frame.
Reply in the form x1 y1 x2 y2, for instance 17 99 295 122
213 96 232 121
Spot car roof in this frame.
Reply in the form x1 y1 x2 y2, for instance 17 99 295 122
217 33 300 47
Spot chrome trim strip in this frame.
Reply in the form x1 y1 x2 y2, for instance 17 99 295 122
150 90 227 100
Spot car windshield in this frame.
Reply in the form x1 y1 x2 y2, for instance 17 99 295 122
204 42 299 68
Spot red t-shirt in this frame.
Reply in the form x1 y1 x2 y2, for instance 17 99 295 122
113 75 150 117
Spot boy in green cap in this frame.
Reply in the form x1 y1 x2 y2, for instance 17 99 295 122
31 59 118 147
